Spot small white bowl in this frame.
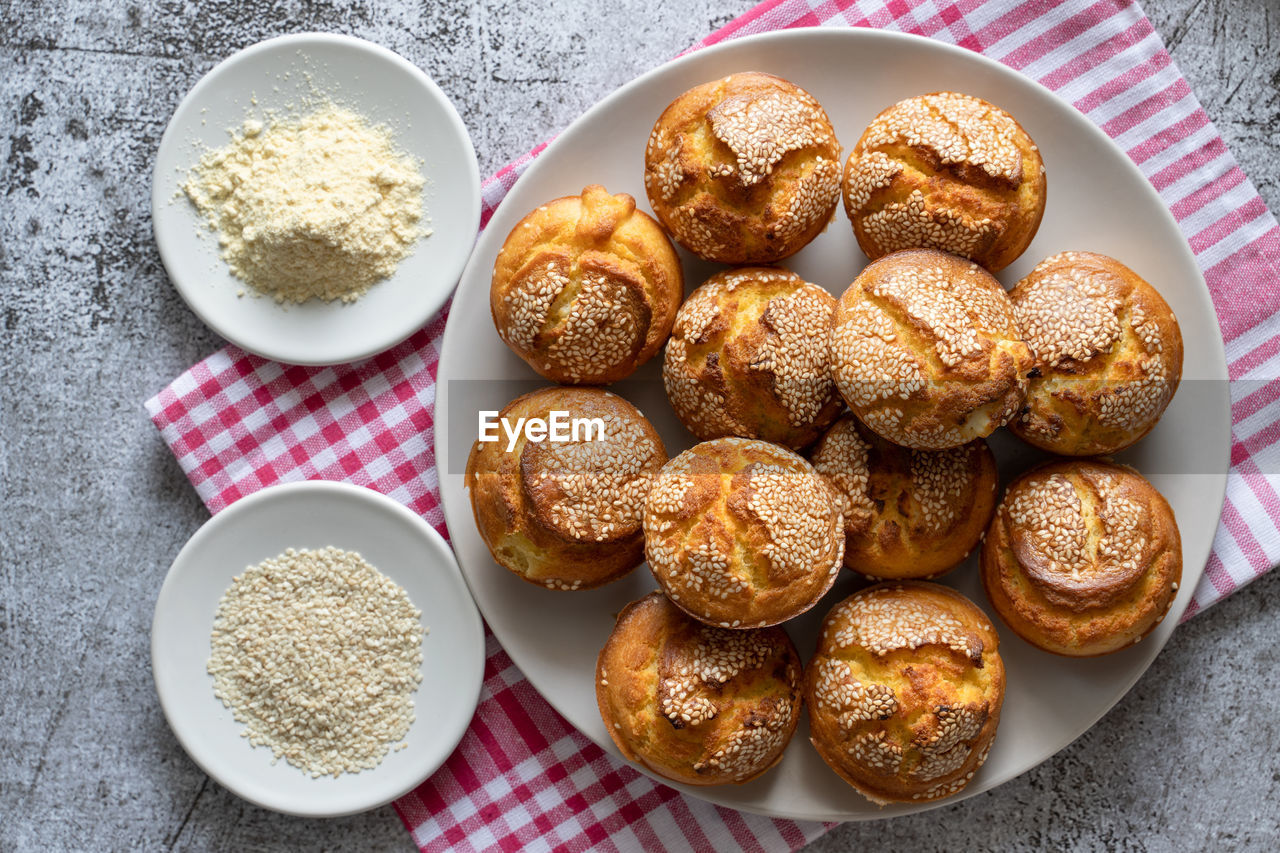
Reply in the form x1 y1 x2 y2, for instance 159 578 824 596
151 480 484 817
152 33 480 365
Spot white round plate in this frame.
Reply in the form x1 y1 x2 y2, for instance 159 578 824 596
152 33 480 366
434 29 1230 820
152 480 484 817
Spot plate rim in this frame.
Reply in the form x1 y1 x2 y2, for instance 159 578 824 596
150 479 485 818
151 31 481 366
433 26 1231 821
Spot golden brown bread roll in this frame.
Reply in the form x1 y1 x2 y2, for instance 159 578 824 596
806 582 1005 804
980 459 1182 657
466 386 667 590
842 91 1046 272
663 267 842 449
1009 251 1183 455
596 591 802 786
829 248 1033 450
643 437 844 628
490 185 683 385
643 72 842 264
809 415 997 579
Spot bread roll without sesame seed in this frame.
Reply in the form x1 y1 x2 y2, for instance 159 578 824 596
980 459 1182 657
829 248 1034 450
805 582 1005 804
1008 251 1183 456
809 415 997 580
642 437 844 628
842 91 1046 272
663 267 842 449
465 386 667 590
490 185 683 385
595 591 802 786
643 72 842 264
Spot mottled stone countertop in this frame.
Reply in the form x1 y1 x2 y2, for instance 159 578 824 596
2 1 1278 850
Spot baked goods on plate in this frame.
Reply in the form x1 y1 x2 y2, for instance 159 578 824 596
490 185 683 385
842 91 1046 272
663 267 842 449
806 582 1005 804
643 437 844 628
829 248 1033 449
644 71 841 264
1009 251 1183 455
596 591 802 786
810 415 997 579
980 459 1182 656
434 28 1231 821
466 386 667 590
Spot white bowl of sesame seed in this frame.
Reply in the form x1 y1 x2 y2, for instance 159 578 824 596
151 480 483 816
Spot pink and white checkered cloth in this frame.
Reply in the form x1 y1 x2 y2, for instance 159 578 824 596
147 0 1280 849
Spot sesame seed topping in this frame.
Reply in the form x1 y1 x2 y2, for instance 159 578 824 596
830 252 1030 449
828 593 979 658
808 584 1001 802
643 438 844 626
644 74 842 263
858 190 997 261
1011 252 1181 445
863 92 1022 181
843 92 1043 268
1003 464 1153 606
809 417 875 529
528 408 666 544
709 90 836 187
664 269 838 445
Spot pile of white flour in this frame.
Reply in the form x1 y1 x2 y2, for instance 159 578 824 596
184 106 427 304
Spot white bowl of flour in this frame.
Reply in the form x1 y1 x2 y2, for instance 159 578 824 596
153 33 480 365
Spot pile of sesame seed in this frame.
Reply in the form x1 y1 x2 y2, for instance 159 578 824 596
207 546 425 778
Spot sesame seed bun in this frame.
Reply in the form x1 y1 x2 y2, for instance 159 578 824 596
1009 251 1183 456
806 582 1005 804
980 459 1182 657
643 71 842 264
830 248 1034 450
663 267 843 450
810 415 997 579
642 437 844 628
490 185 683 385
465 386 667 590
595 591 802 786
842 91 1046 272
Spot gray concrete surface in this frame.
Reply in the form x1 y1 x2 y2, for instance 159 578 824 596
2 0 1278 850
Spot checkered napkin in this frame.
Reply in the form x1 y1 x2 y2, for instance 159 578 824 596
147 0 1280 848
